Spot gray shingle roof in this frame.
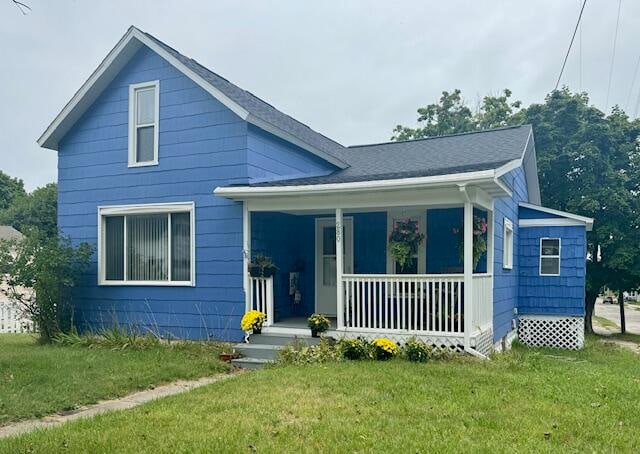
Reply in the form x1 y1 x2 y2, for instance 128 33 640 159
249 125 532 186
142 31 347 166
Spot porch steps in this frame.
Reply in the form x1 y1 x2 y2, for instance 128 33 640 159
231 333 321 369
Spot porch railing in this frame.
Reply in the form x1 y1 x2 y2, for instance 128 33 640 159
342 274 469 334
472 274 493 330
247 276 274 327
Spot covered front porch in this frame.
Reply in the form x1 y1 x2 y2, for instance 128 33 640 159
217 172 510 354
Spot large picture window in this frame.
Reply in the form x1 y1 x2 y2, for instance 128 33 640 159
99 203 194 285
128 81 159 166
540 238 561 276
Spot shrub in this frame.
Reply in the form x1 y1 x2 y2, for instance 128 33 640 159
402 337 433 362
339 337 371 360
276 338 341 365
371 338 398 360
241 310 266 332
307 314 331 334
0 232 92 343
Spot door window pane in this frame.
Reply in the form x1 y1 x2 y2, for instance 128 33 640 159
323 227 336 255
323 257 337 286
136 126 155 163
136 88 155 125
396 257 418 274
105 216 124 280
171 212 191 281
127 214 168 281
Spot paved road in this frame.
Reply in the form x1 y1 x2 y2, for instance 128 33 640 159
594 300 640 335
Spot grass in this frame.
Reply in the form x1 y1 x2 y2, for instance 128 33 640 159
593 315 619 330
0 334 229 425
2 336 640 452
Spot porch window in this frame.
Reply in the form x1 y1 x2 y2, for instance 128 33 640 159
99 203 194 285
128 81 159 167
387 211 426 274
503 218 513 269
540 238 561 276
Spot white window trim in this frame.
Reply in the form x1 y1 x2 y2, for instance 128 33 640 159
386 209 427 274
539 237 561 276
128 80 160 167
97 202 195 286
503 218 513 270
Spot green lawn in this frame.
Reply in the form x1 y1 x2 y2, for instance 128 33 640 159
593 314 619 330
2 336 640 452
0 334 229 425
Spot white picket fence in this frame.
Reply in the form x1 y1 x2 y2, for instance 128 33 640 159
0 301 34 333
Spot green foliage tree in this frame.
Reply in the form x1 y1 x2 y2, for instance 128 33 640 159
0 170 26 211
0 182 57 238
393 87 640 333
0 233 92 343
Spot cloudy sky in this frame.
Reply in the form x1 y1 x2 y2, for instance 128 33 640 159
1 0 638 190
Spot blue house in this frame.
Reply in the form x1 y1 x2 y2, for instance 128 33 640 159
38 27 593 355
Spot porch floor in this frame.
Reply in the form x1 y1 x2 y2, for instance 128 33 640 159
273 317 337 330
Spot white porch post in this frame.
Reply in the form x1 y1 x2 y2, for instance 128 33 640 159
243 201 251 313
463 201 473 349
335 208 345 329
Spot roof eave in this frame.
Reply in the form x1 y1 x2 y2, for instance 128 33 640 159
519 202 594 231
214 168 509 199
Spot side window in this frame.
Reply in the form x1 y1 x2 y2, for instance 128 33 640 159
502 218 513 269
540 238 561 276
129 81 159 166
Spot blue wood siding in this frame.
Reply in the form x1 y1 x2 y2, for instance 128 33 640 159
58 47 249 341
492 166 529 342
246 124 336 183
518 225 586 316
353 212 387 274
519 206 562 220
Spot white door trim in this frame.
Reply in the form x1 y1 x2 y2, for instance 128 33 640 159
314 216 353 316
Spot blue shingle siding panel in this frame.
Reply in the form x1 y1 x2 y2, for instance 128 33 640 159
58 47 248 341
518 225 586 316
246 124 337 183
519 206 562 220
353 212 387 274
492 166 529 342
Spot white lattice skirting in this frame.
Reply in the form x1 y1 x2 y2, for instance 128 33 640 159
472 329 494 356
518 315 584 350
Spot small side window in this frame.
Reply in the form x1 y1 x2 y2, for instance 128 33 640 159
503 218 513 269
129 81 159 167
540 238 561 276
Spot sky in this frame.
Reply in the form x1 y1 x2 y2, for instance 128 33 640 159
1 0 639 190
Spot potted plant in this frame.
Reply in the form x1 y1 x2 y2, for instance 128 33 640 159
388 218 425 272
307 314 330 337
371 338 398 360
241 310 266 334
248 254 278 278
452 215 488 270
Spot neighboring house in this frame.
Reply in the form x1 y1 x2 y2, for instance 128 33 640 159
38 27 593 353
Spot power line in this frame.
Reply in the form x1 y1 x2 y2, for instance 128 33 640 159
605 0 622 111
555 0 588 91
624 52 640 112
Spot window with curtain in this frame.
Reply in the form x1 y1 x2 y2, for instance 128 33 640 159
101 207 193 284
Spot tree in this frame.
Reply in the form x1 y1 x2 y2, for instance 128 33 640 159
0 183 57 238
393 87 640 333
391 89 521 140
0 170 25 211
0 233 92 343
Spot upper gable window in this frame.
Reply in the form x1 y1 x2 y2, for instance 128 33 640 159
128 81 159 167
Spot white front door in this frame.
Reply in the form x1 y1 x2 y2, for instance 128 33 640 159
315 217 353 316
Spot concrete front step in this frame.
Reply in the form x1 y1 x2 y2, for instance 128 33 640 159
230 357 271 370
248 333 322 346
231 333 325 369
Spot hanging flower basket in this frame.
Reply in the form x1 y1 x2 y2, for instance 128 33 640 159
453 215 488 270
388 218 425 271
248 254 278 278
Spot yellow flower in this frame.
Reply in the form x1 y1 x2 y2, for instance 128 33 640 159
241 310 266 331
372 338 398 355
